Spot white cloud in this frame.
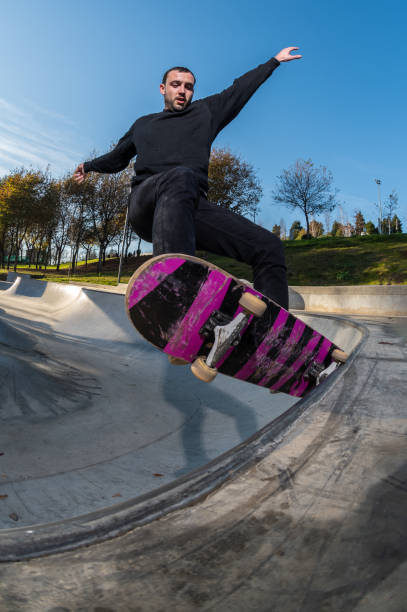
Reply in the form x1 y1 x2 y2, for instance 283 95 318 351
0 98 90 177
20 97 76 126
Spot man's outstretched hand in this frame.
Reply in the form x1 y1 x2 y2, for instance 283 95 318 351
73 163 86 183
275 47 302 63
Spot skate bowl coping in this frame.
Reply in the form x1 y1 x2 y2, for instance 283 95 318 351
3 273 82 308
289 284 407 316
1 275 364 355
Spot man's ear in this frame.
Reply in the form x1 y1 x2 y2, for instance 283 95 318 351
159 83 165 95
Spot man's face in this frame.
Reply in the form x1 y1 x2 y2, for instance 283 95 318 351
160 70 195 112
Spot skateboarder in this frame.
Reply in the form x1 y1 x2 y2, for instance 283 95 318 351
73 47 302 309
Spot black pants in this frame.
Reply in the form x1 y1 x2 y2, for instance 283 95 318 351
129 166 288 309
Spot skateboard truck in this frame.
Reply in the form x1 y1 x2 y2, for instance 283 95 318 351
315 349 348 385
199 310 234 340
304 360 326 381
191 291 267 382
304 360 339 385
315 361 340 384
303 347 348 387
206 312 249 367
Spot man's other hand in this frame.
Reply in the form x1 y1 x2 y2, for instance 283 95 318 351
73 163 86 183
275 47 302 63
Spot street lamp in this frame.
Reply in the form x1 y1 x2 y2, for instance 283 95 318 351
375 179 382 234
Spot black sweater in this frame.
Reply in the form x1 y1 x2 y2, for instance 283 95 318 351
84 57 280 191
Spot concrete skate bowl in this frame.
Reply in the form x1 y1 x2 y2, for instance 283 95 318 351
289 285 407 316
0 276 365 560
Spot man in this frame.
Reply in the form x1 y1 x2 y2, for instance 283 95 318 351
74 47 301 309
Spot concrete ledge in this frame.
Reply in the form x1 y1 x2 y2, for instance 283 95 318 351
289 284 407 316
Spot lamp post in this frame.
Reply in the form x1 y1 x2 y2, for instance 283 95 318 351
375 178 382 234
117 185 131 285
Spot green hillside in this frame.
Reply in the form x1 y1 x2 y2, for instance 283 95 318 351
283 233 407 285
202 233 407 286
2 234 406 286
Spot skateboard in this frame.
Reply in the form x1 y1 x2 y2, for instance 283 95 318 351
125 254 347 398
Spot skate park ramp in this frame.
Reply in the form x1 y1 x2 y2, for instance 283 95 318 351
0 275 363 559
289 284 407 316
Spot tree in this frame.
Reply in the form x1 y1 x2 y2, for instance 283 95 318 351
365 221 378 235
354 210 366 235
273 159 338 236
384 190 399 234
0 175 12 267
309 219 323 237
331 220 343 237
87 168 131 272
381 217 390 234
0 169 54 271
80 228 98 267
391 215 402 233
295 228 307 240
279 218 287 240
342 222 355 237
271 224 281 237
289 220 302 240
323 210 332 235
51 180 72 270
111 218 135 262
63 176 94 273
208 147 262 219
25 175 60 269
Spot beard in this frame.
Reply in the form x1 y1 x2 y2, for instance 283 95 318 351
164 93 190 112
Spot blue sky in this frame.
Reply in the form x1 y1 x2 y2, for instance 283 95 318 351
1 0 406 237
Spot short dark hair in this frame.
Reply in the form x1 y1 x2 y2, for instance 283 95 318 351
162 66 196 86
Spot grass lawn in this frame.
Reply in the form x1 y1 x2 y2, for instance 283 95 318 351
203 234 407 285
283 233 407 285
1 234 406 286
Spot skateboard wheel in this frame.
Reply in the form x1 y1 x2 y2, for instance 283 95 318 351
191 357 218 383
332 349 348 363
168 355 189 366
239 292 267 317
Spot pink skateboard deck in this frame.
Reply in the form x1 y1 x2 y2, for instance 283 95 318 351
125 254 344 397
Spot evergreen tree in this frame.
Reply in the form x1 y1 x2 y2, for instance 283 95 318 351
289 220 302 240
272 224 281 238
354 210 365 235
365 221 378 235
331 220 342 236
391 215 402 233
295 228 307 240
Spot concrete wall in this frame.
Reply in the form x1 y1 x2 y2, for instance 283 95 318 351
289 285 407 316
